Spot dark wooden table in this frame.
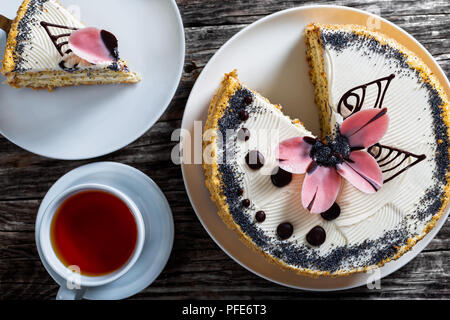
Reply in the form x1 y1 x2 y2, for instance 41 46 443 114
0 0 449 300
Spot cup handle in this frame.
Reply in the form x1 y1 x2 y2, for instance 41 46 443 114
56 285 86 300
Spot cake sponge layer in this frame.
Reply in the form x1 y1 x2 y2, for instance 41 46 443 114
5 68 141 91
305 24 333 139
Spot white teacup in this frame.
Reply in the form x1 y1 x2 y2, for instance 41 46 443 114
38 183 146 300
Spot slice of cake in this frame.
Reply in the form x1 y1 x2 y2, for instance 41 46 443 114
1 0 141 90
203 23 449 276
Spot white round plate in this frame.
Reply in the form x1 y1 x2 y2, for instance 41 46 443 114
181 5 450 291
35 162 174 300
0 0 185 160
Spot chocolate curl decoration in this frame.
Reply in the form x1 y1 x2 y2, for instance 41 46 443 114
40 22 79 56
337 74 395 119
368 143 426 183
0 14 12 33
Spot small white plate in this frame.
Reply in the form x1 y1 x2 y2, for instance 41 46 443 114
35 162 174 300
0 0 185 160
181 5 450 291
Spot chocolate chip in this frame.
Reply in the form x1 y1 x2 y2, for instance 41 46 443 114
271 167 292 188
321 203 341 221
245 151 265 170
238 128 250 141
277 223 293 240
242 199 251 207
238 110 249 121
237 188 244 196
306 226 326 246
255 211 266 223
244 95 253 105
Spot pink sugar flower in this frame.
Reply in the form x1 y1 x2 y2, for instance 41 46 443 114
69 28 118 64
276 108 389 214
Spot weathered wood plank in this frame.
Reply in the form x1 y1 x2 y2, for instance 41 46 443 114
1 245 448 299
177 0 450 27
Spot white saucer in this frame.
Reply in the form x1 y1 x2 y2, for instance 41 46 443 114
35 162 174 300
0 0 185 160
181 5 450 291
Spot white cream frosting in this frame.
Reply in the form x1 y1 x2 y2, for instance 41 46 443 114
14 0 112 73
221 30 445 271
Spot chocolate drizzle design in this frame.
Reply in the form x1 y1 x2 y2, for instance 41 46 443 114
40 21 78 56
337 74 395 119
337 74 426 183
368 143 426 183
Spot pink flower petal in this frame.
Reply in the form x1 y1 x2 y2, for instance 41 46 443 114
336 151 383 193
69 28 118 64
302 163 342 214
276 137 315 174
340 108 389 148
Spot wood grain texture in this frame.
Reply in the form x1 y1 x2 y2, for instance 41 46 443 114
0 0 449 300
